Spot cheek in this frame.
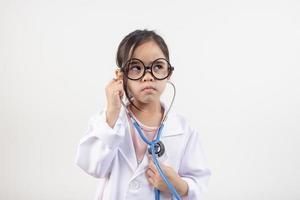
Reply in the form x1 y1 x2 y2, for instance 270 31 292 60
127 81 139 95
157 81 168 93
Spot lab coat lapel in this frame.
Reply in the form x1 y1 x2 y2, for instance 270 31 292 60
118 107 138 172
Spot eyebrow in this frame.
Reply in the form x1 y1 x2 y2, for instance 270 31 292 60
130 58 166 65
154 60 165 64
129 60 140 64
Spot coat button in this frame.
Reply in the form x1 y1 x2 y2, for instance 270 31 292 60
129 180 140 190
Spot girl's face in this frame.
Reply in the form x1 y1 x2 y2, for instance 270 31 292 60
126 40 170 105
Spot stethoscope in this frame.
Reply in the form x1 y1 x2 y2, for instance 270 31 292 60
120 81 182 200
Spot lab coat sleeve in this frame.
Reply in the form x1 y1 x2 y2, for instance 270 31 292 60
75 108 125 178
178 128 211 200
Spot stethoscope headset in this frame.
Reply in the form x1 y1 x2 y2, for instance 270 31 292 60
119 57 182 200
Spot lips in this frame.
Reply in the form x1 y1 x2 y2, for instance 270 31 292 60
141 86 156 91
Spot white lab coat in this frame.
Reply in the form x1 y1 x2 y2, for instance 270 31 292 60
75 103 211 200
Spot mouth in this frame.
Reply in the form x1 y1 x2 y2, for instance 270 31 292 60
141 86 156 92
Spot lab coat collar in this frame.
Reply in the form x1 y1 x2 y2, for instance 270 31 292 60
118 100 184 137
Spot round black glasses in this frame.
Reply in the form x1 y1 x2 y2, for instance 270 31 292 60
121 58 174 80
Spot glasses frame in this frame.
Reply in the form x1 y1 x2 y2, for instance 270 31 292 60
121 58 174 81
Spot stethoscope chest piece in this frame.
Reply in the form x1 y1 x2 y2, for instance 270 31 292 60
148 141 165 157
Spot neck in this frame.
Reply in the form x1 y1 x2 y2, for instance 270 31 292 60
131 100 162 113
129 100 164 127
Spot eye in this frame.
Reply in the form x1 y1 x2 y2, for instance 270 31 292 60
153 64 163 71
130 65 142 71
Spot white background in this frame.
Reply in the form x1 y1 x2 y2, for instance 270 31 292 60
1 0 299 199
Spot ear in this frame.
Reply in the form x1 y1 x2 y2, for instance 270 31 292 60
167 72 173 80
115 68 123 80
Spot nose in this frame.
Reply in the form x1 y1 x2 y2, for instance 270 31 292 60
141 67 154 82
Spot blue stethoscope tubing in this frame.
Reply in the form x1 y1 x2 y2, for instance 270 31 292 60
121 81 182 200
134 122 181 200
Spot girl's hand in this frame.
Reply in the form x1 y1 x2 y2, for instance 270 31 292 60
105 70 124 128
146 155 188 197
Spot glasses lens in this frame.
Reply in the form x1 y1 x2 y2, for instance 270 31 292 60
125 59 144 80
152 59 170 79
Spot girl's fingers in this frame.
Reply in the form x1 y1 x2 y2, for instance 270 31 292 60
148 155 162 166
148 157 159 175
148 177 155 186
112 80 123 93
108 79 122 93
115 68 123 79
149 164 156 174
111 78 122 85
146 168 155 178
148 155 170 177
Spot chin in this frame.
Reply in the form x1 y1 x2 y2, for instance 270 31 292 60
136 96 158 104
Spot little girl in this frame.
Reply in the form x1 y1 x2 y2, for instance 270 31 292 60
75 29 211 200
